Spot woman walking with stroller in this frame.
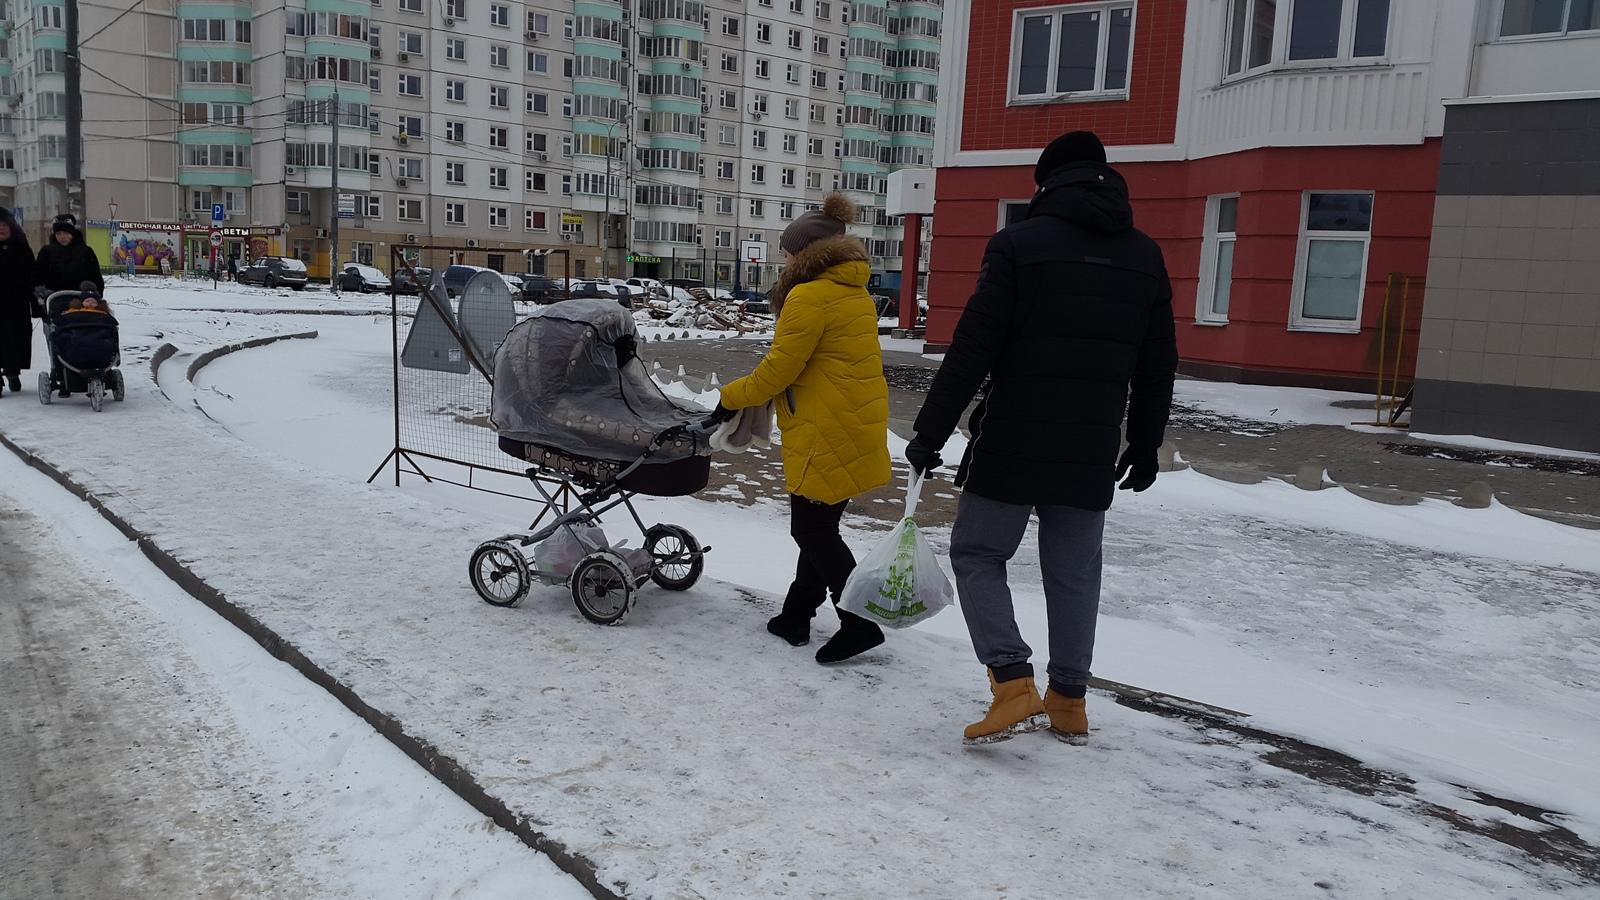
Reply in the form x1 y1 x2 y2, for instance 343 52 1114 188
34 214 105 297
0 207 36 397
712 194 892 663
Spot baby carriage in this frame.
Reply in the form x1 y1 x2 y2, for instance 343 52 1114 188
469 298 713 625
37 288 124 412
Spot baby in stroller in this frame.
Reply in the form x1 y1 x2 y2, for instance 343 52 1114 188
38 280 124 410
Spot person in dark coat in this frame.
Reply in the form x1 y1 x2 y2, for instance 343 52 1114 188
905 131 1179 744
34 214 105 297
0 207 36 396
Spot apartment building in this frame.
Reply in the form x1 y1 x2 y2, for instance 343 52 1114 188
0 0 936 289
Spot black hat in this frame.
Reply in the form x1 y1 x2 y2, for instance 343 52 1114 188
1034 131 1108 185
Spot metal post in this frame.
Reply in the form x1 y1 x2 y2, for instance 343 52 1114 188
64 0 85 224
330 89 341 294
899 212 922 331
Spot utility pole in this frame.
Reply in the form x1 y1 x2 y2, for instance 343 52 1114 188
330 89 341 294
64 0 85 224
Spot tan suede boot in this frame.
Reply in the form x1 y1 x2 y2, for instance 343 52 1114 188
1043 687 1089 736
963 670 1048 744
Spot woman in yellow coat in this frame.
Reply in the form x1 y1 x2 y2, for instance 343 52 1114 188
716 194 892 663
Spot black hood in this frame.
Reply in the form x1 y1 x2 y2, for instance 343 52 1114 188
0 207 29 250
1027 161 1135 234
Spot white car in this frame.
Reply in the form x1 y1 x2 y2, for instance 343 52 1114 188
337 263 392 293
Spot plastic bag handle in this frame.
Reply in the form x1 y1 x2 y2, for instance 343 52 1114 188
903 471 926 520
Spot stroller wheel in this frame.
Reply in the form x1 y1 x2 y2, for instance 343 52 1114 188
645 524 704 591
111 370 126 402
37 372 52 405
88 378 105 412
470 540 531 607
571 552 634 625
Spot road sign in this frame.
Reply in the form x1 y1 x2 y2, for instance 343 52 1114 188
211 203 226 223
209 230 223 248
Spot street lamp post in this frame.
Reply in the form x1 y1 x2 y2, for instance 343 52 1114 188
602 114 628 280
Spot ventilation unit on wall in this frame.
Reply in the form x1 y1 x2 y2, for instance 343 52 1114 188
315 227 328 238
405 233 419 243
466 238 480 248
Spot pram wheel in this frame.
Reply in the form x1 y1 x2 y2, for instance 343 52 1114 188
88 378 105 412
37 372 51 405
571 552 634 625
470 540 531 607
110 370 125 402
644 524 703 591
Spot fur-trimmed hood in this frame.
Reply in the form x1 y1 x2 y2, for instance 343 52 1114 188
769 233 871 318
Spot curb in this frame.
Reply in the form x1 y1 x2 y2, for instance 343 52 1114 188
0 335 628 900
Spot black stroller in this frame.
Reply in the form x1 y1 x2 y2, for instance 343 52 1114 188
469 299 712 625
38 288 124 411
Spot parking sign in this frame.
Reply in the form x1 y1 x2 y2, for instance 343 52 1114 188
211 203 226 223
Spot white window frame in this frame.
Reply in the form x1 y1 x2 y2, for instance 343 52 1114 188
1194 194 1239 326
445 201 467 225
1288 190 1374 333
1496 0 1600 38
1008 1 1136 105
1224 0 1393 81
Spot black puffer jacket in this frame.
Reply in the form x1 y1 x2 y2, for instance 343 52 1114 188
34 223 105 295
0 207 34 322
913 162 1178 511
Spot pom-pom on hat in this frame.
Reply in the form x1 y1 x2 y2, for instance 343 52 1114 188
1034 131 1108 185
779 193 858 256
52 219 77 235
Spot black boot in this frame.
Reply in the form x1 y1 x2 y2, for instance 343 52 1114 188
766 612 811 646
815 611 884 664
4 372 18 393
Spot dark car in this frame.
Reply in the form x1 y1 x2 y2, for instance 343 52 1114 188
336 263 392 293
442 265 494 298
236 257 309 290
519 274 565 303
391 266 434 295
663 278 707 290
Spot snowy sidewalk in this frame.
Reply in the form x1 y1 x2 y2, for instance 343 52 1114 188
2 296 1598 898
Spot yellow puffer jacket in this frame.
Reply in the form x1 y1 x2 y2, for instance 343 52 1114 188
719 235 891 505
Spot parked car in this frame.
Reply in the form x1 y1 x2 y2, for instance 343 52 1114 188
337 263 392 293
663 278 707 290
236 257 309 290
519 274 565 303
564 279 632 310
442 265 522 297
391 266 434 295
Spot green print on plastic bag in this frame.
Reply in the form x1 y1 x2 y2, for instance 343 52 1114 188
865 518 927 620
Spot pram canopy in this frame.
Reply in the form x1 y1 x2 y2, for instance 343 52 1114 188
490 299 707 463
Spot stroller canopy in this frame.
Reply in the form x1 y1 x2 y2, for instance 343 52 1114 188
491 299 706 463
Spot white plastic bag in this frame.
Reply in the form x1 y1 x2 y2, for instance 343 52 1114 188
535 523 653 578
838 474 954 629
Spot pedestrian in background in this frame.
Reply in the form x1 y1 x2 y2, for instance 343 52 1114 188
0 207 36 396
906 131 1179 743
713 193 893 664
34 214 105 297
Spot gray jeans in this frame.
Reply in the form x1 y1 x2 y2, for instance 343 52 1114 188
949 491 1106 688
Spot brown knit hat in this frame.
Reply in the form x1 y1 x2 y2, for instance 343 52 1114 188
779 193 857 256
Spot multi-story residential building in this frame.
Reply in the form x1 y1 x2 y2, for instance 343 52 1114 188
0 0 934 290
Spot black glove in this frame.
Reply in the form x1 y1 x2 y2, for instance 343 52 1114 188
905 436 943 477
702 403 738 430
1115 446 1159 492
33 285 50 300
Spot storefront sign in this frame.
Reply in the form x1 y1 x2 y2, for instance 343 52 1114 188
561 213 584 225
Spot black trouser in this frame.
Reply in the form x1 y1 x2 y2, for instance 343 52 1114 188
781 493 867 625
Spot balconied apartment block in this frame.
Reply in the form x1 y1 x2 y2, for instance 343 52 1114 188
1 0 938 292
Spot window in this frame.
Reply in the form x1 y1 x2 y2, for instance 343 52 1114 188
446 161 466 184
527 132 548 153
526 209 548 230
716 195 734 214
398 115 423 138
815 1 831 18
751 164 766 183
751 129 768 148
398 156 423 178
446 38 466 60
490 3 509 25
445 202 467 225
1013 3 1134 101
1196 195 1239 324
783 133 798 152
490 45 509 67
714 229 732 248
1291 192 1372 331
446 80 466 101
368 152 381 174
813 34 829 53
399 31 424 53
1226 0 1392 76
191 190 214 211
811 68 828 88
780 201 796 219
722 15 740 34
805 170 822 189
750 199 765 216
490 85 510 108
399 0 422 10
286 191 311 213
786 63 802 84
527 170 547 191
1499 0 1599 35
398 198 423 221
446 0 466 18
489 206 508 228
719 124 736 144
721 53 739 72
489 126 508 148
364 195 381 218
398 74 423 95
489 166 508 188
807 136 823 155
781 167 798 186
529 51 548 73
717 160 735 178
757 22 772 41
784 98 801 118
445 120 466 142
809 103 826 123
720 89 738 108
529 11 549 33
528 91 549 113
755 58 770 78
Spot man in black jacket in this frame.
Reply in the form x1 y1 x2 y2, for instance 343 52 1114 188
906 131 1178 744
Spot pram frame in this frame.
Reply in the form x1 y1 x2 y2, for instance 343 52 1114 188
37 289 124 412
469 424 711 626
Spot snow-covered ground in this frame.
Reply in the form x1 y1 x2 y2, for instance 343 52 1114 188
2 277 1598 898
